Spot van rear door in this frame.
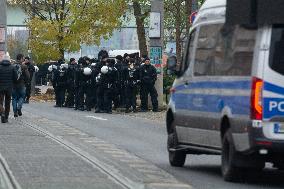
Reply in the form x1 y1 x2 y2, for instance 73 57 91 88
263 26 284 123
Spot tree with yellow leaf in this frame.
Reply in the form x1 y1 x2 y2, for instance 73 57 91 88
8 0 127 64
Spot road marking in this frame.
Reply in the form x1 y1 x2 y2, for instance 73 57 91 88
86 116 108 121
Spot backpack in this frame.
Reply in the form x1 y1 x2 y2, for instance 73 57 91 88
14 64 22 80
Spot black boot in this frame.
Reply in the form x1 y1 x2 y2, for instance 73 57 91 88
18 109 22 116
1 115 5 123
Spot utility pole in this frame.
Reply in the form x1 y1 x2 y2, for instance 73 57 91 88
0 0 7 60
149 0 164 108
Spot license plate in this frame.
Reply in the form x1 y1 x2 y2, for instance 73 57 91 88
274 123 284 134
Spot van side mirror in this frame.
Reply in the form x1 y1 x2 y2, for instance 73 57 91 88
167 55 178 75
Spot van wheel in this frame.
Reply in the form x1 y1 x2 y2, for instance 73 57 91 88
221 129 242 182
167 131 186 167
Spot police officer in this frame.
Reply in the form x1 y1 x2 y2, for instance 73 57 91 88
65 58 77 108
104 59 117 113
90 59 101 109
124 58 140 113
51 60 61 107
24 56 35 103
84 57 93 111
53 59 67 107
114 55 125 109
95 56 108 113
77 57 92 111
74 58 83 110
140 58 159 112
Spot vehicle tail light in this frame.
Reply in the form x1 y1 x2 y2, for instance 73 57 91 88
251 77 263 120
170 88 176 94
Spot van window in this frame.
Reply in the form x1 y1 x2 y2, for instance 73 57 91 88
269 25 284 75
214 25 257 76
183 30 196 74
194 24 222 76
177 30 196 77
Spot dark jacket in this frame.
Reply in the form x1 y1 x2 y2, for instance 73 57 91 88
25 62 35 83
140 64 157 86
0 60 18 92
14 62 30 89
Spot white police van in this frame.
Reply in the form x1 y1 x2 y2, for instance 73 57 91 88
166 0 284 182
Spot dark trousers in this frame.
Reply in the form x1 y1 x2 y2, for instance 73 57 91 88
140 84 158 110
74 87 80 109
78 85 86 109
25 83 31 101
112 85 120 109
85 85 93 110
125 86 137 110
91 86 98 109
0 90 12 118
54 86 60 106
65 85 75 107
96 86 104 111
57 87 66 107
103 88 113 112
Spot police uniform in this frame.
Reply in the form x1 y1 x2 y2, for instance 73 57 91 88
65 60 77 107
124 63 140 112
95 60 117 113
53 64 67 107
114 57 126 108
140 63 158 111
77 60 92 111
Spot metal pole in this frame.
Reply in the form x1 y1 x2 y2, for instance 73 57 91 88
31 0 36 95
150 0 164 108
0 0 7 60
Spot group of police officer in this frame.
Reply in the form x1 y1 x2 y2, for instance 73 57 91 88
49 51 159 114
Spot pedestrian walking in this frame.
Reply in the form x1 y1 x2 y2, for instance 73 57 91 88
24 56 35 104
12 54 30 117
0 55 18 123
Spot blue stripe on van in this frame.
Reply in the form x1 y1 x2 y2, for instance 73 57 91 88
172 80 251 116
173 93 250 115
264 82 284 95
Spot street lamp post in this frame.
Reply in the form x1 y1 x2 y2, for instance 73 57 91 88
0 0 7 60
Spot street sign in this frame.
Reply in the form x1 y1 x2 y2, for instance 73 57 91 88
190 11 198 24
149 12 161 38
150 46 162 74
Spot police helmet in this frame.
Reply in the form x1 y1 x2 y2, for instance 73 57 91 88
60 63 69 70
48 65 53 72
34 66 39 73
83 67 92 75
101 66 109 74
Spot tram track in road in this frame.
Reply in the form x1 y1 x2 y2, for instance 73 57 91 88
0 153 21 189
16 110 194 189
17 119 143 189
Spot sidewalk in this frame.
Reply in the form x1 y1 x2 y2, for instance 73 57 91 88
0 119 125 189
